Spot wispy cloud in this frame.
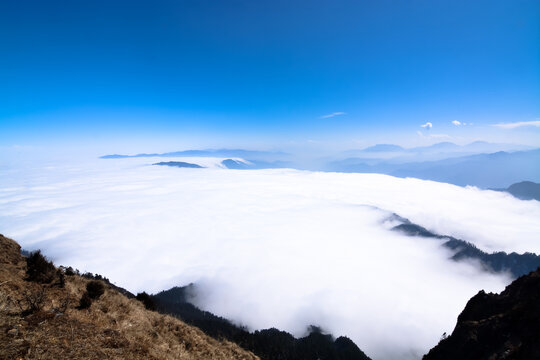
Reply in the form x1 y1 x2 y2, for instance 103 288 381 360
492 120 540 129
320 112 346 119
420 122 433 129
452 120 461 126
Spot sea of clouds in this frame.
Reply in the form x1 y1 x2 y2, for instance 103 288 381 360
1 156 539 359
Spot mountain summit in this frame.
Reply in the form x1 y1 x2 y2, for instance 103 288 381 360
423 267 540 359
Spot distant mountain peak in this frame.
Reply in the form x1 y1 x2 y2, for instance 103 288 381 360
362 144 405 152
153 161 204 168
100 149 289 160
504 181 540 201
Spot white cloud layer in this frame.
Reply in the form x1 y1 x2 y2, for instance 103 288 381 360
493 120 540 129
420 122 433 129
452 120 461 126
1 157 540 359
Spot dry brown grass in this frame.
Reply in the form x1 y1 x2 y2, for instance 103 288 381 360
0 234 258 360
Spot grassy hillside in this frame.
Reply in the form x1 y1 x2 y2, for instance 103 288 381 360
0 234 258 360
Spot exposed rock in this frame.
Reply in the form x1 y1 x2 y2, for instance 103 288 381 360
423 267 540 360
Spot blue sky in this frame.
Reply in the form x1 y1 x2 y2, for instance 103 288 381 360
1 0 539 152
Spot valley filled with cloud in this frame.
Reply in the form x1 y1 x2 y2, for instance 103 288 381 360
1 156 539 359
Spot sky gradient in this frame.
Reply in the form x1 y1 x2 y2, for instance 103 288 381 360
1 0 539 153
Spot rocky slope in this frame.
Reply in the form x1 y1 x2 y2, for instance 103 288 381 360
0 234 258 360
423 267 540 360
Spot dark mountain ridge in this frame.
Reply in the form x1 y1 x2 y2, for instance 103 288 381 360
494 181 540 201
391 217 540 279
423 266 540 360
151 285 371 360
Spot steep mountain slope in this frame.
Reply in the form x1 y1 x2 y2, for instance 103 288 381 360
423 267 540 360
0 234 258 360
152 285 371 360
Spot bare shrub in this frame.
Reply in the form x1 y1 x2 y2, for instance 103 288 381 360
78 292 92 309
16 288 47 315
64 266 76 276
56 269 65 288
136 292 156 311
86 281 105 299
26 250 55 283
